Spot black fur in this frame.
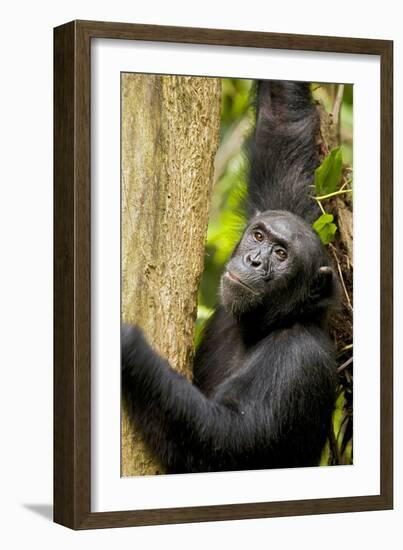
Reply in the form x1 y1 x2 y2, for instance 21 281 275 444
122 80 338 474
248 81 321 221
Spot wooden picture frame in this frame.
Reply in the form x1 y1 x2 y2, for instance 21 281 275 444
54 20 393 530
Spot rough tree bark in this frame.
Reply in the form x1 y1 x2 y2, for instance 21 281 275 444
121 74 221 476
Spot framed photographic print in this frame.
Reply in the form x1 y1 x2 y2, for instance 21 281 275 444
54 20 393 529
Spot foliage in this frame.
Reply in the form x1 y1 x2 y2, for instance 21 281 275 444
312 146 352 245
314 147 343 196
313 213 338 245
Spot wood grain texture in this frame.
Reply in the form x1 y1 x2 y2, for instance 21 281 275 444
380 41 393 507
54 20 92 529
121 74 221 476
75 19 391 55
53 20 393 530
54 21 76 528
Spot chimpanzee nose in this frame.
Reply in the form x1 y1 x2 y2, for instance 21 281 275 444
245 252 262 269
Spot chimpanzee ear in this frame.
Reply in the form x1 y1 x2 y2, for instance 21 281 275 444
310 266 336 301
318 265 334 281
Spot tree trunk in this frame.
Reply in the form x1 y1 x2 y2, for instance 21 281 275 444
121 74 221 476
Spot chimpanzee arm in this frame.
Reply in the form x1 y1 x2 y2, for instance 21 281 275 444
247 81 321 222
122 325 259 473
122 324 336 473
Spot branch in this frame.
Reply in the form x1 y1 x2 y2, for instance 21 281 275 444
332 84 345 144
312 188 352 201
330 244 353 312
337 356 353 373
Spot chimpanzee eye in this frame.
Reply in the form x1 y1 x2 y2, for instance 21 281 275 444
275 248 287 260
253 231 264 242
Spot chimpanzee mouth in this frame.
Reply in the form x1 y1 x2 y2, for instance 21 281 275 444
224 271 259 295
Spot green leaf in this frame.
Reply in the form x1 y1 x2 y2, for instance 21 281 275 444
314 147 343 196
313 213 338 245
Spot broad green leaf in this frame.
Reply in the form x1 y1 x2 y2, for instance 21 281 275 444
314 147 343 196
313 213 338 245
313 213 333 231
